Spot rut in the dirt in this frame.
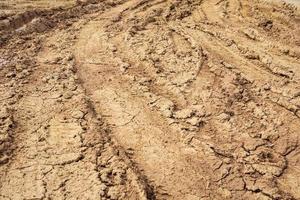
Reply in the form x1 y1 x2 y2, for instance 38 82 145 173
0 0 300 199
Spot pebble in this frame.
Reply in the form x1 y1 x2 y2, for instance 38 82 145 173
217 113 230 121
63 91 73 99
0 107 9 119
71 110 85 119
6 72 16 78
186 117 202 127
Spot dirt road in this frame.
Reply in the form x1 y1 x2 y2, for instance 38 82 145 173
0 0 300 199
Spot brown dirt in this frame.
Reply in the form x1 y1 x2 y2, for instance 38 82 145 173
0 0 300 199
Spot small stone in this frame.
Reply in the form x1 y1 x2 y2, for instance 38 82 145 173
186 117 203 127
71 110 85 119
51 56 62 64
67 82 77 91
110 45 117 52
243 164 255 174
63 91 73 99
5 72 16 78
217 113 230 121
243 28 258 40
0 107 9 119
263 83 271 90
65 54 74 61
119 62 130 73
280 47 289 54
155 98 174 118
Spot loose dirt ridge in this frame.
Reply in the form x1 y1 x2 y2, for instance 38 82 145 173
0 0 300 199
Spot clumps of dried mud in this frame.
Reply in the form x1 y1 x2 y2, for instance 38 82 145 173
0 0 300 199
0 106 13 164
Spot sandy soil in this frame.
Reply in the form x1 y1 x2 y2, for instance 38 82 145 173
0 0 300 199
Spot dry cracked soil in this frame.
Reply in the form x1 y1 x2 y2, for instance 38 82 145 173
0 0 300 199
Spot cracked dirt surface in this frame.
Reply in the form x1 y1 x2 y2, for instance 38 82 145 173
0 0 300 199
